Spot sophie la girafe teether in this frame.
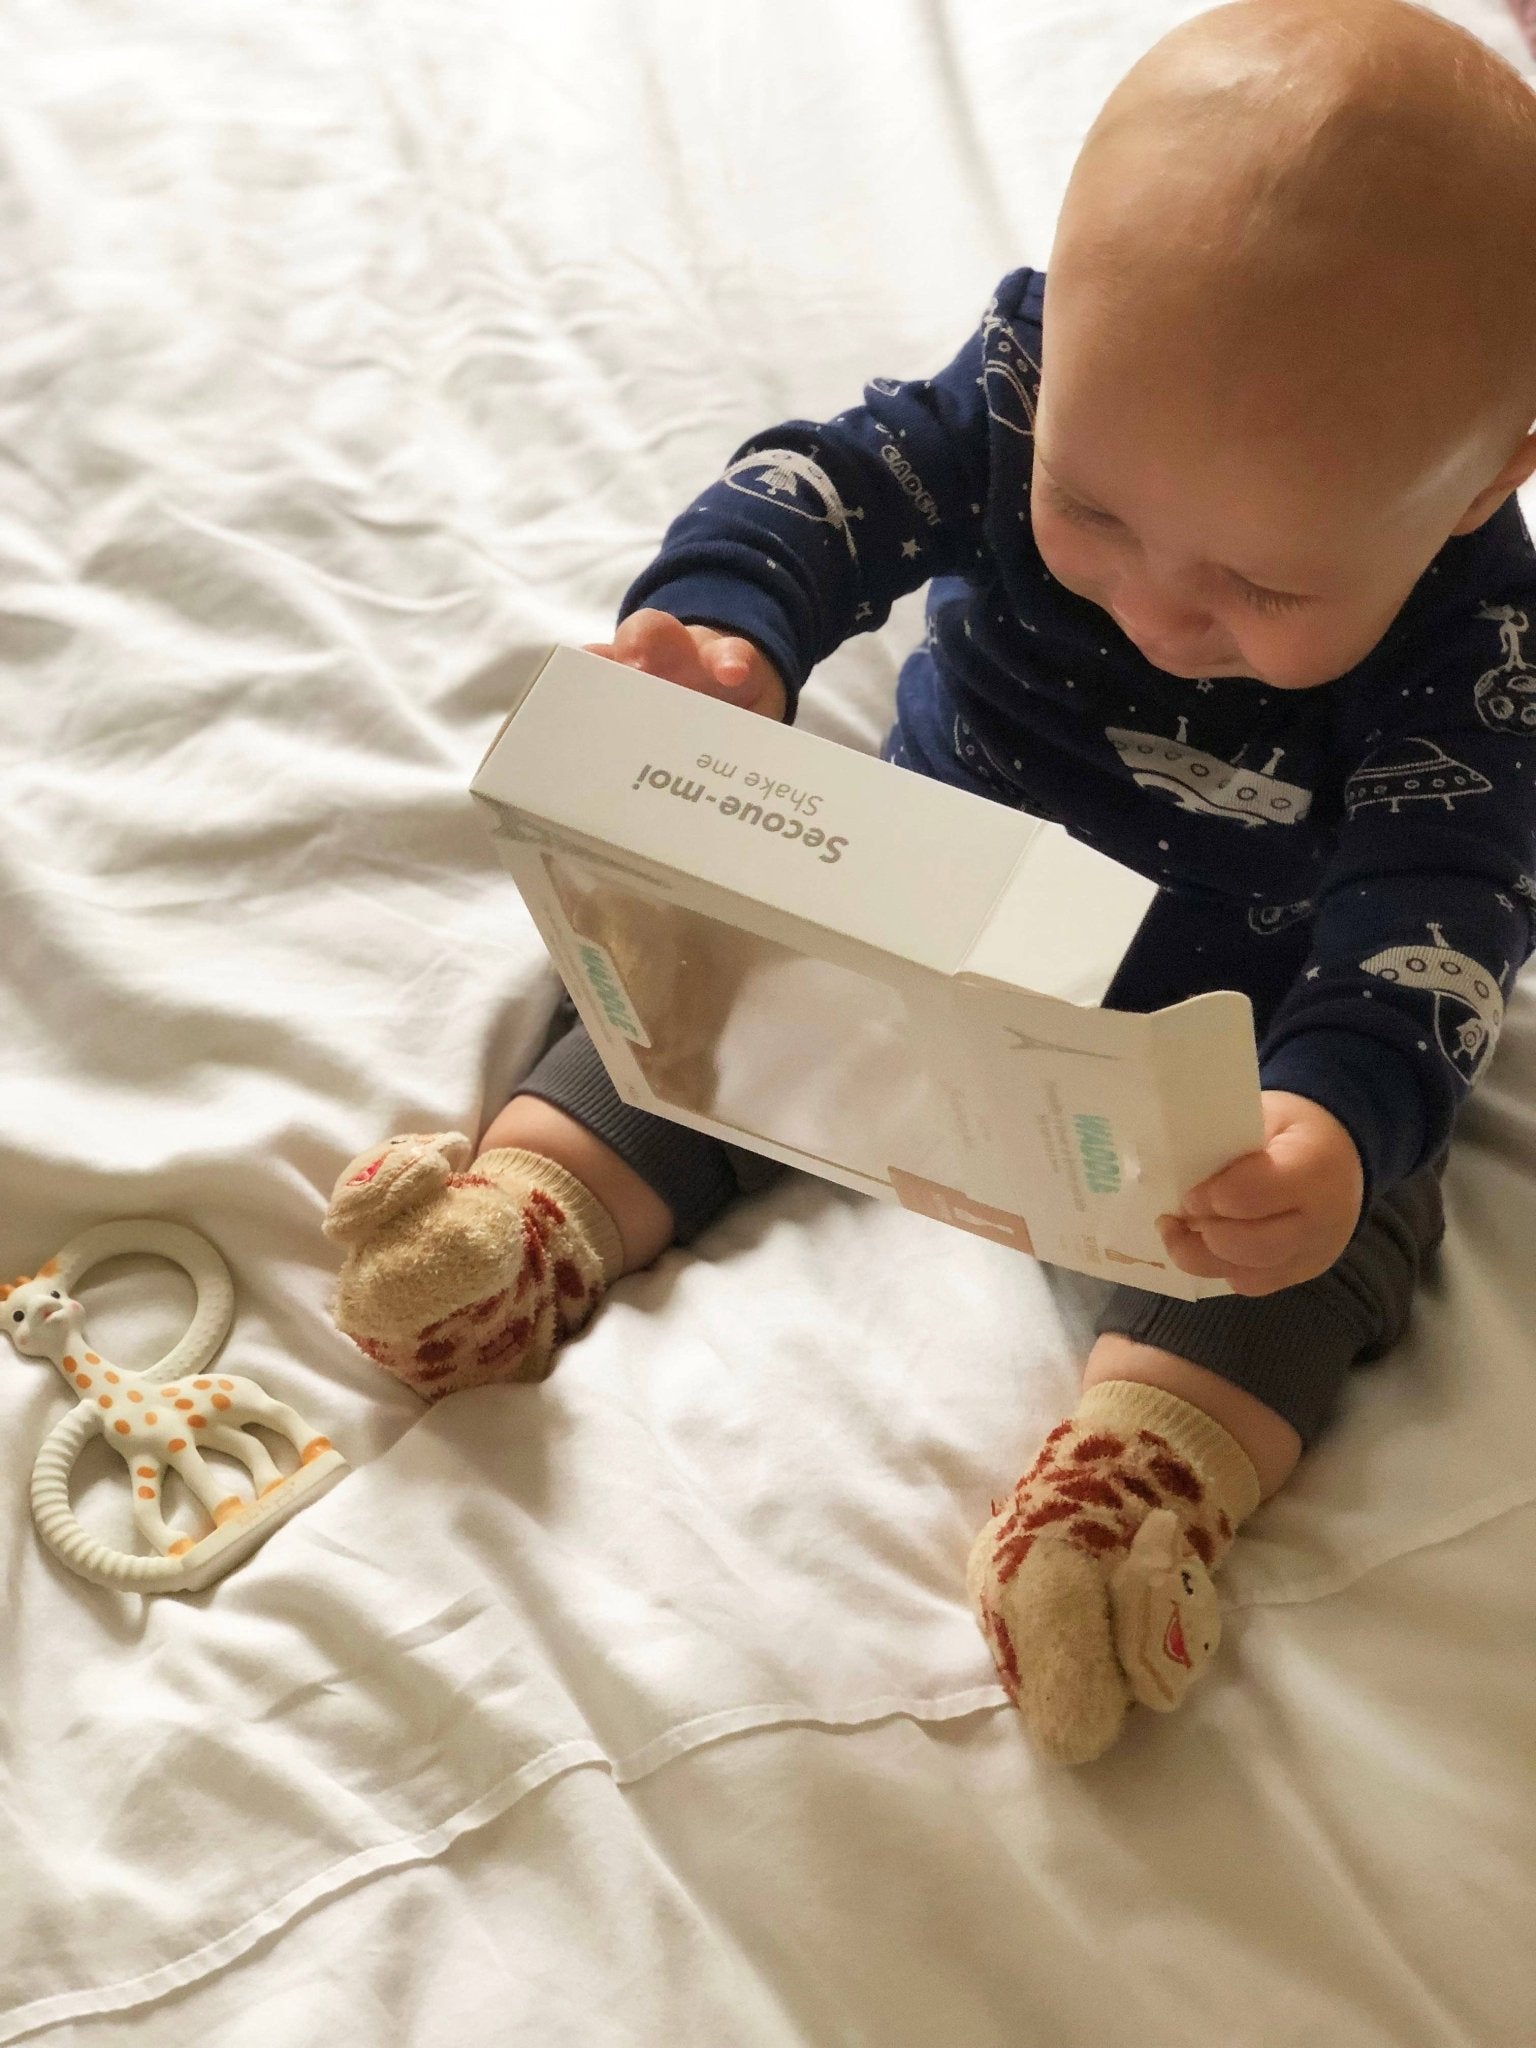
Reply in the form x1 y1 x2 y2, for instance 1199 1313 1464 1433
3 1220 346 1593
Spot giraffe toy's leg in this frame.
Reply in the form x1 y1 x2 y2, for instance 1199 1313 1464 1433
204 1423 285 1497
120 1455 183 1558
223 1386 334 1467
158 1444 245 1548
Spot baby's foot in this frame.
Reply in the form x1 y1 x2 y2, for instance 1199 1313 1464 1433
323 1132 624 1400
966 1381 1261 1764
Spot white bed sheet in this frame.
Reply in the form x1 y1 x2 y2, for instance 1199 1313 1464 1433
1 2 1533 2042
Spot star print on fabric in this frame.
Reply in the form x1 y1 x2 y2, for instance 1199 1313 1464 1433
1196 680 1215 693
855 602 873 621
1305 966 1321 979
900 538 920 559
1496 892 1514 909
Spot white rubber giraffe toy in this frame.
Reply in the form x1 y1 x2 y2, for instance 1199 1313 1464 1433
2 1220 346 1593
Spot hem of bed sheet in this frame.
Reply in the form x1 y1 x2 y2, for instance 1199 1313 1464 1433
13 1488 1536 2040
0 1684 1007 2044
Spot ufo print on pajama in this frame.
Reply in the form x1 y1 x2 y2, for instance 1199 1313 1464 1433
1360 921 1505 1081
979 319 1040 439
1343 737 1493 816
1106 721 1313 826
722 448 865 562
1473 603 1536 734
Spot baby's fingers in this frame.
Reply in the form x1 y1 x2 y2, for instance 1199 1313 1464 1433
1182 1146 1291 1222
1176 1210 1305 1270
1156 1217 1231 1281
605 608 712 685
700 636 761 690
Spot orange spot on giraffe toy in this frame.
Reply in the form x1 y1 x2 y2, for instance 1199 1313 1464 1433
2 1221 347 1594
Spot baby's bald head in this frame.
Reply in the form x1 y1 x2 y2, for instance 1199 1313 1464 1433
1033 0 1536 688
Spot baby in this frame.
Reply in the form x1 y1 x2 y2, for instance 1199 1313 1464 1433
321 0 1536 1763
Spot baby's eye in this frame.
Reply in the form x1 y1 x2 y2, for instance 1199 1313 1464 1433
1233 580 1307 617
1180 1570 1195 1595
1049 489 1120 531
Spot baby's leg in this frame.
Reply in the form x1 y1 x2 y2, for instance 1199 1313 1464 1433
325 1003 784 1399
479 1094 676 1275
968 1156 1448 1764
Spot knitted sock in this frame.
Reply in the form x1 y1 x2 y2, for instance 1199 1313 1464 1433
966 1380 1262 1765
323 1131 625 1401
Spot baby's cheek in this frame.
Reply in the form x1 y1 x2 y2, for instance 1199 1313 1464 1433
1235 596 1407 690
1031 504 1106 597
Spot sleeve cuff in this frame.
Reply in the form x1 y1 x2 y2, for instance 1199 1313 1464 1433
1258 1028 1434 1214
617 573 803 722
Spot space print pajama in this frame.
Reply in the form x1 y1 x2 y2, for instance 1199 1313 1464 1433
517 262 1536 1443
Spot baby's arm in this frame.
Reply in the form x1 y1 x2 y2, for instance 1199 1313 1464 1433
1167 584 1536 1291
604 271 1035 723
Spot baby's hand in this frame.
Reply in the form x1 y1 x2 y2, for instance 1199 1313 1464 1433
1157 1092 1365 1297
586 609 788 722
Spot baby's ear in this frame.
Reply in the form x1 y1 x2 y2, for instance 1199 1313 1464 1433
1450 427 1536 535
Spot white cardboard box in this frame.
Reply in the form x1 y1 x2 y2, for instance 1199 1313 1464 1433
470 646 1266 1300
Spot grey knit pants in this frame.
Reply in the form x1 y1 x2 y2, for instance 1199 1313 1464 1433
516 995 1447 1446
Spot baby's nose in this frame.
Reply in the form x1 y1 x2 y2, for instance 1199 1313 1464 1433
1111 586 1219 669
1112 582 1211 643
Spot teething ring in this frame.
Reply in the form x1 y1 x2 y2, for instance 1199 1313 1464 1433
4 1220 346 1595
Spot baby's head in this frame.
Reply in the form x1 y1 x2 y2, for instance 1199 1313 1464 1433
1033 0 1536 687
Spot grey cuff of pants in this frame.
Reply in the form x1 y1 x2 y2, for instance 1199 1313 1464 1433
516 1016 758 1246
1092 1282 1380 1448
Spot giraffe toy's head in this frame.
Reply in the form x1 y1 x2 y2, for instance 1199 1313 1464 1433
0 1264 86 1362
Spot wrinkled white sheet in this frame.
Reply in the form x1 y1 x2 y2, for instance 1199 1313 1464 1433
1 2 1533 2043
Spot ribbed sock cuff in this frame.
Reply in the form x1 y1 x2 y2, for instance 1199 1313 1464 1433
1076 1379 1262 1528
475 1146 626 1286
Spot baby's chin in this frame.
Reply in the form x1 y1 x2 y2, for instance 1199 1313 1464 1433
1131 646 1255 682
1140 649 1329 688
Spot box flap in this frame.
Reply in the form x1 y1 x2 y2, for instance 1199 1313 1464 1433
957 824 1158 1006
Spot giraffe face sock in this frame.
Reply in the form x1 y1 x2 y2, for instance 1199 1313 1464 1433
966 1380 1261 1765
323 1133 625 1400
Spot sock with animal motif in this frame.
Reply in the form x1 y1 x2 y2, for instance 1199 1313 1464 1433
966 1379 1261 1764
323 1131 624 1400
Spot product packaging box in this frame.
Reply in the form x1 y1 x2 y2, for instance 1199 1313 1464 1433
471 646 1266 1300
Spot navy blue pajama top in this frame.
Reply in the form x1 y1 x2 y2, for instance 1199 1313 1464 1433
619 266 1536 1208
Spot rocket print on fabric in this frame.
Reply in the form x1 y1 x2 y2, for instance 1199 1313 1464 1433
1344 737 1492 816
1247 898 1314 936
1360 922 1506 1081
1107 717 1314 826
1473 603 1536 733
979 296 1040 438
722 448 865 563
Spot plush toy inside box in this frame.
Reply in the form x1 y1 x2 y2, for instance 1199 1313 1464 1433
470 646 1266 1300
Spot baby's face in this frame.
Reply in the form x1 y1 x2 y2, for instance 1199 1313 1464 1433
1031 356 1458 691
1028 0 1536 695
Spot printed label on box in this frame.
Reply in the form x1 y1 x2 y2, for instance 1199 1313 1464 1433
572 937 651 1047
